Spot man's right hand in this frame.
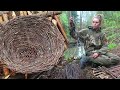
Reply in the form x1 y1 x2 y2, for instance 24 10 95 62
90 53 99 59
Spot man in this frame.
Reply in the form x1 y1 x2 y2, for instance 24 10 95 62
78 14 120 69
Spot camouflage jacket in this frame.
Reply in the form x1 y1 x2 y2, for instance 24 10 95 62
77 26 108 55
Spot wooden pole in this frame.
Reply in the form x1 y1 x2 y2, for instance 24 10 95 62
53 15 68 45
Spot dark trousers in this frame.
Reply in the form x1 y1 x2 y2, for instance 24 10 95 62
70 29 77 40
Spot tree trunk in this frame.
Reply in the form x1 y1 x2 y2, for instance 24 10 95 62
80 11 83 30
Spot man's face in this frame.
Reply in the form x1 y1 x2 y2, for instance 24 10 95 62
92 18 101 29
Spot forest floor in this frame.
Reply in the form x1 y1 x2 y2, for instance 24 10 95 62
110 46 120 57
63 35 120 79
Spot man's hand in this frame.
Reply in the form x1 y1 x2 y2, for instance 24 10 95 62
90 53 99 59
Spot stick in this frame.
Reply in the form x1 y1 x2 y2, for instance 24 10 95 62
53 15 68 45
99 66 117 79
64 43 67 50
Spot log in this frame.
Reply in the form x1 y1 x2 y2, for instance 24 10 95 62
20 11 24 16
48 17 52 21
27 11 32 15
23 11 27 16
3 66 10 77
36 11 62 17
0 15 3 23
52 19 57 26
2 13 8 22
51 19 67 50
53 15 68 45
7 11 13 20
10 70 16 76
0 15 65 74
32 11 39 14
0 11 9 15
14 11 20 16
12 11 16 19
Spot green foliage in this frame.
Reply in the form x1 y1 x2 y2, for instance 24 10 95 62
108 43 117 50
59 11 69 29
103 11 120 28
101 11 120 50
59 12 70 38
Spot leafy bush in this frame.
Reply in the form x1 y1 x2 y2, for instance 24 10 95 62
108 43 117 50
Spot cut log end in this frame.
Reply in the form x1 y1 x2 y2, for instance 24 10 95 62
0 15 65 74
